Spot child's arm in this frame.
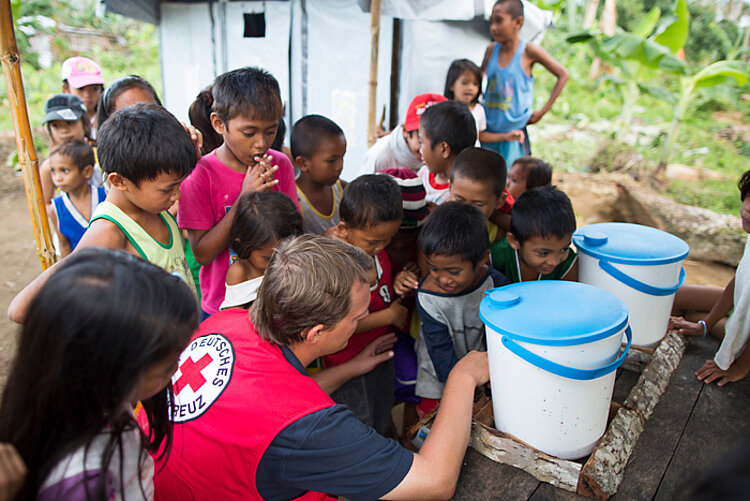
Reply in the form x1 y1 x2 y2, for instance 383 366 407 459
696 341 750 386
670 277 735 337
39 158 56 209
355 298 408 333
8 218 129 323
0 443 26 501
312 333 397 394
419 306 459 383
393 269 419 297
478 129 525 144
480 42 497 75
47 203 72 257
188 161 278 265
525 43 569 125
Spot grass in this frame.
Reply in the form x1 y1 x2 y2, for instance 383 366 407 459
530 28 749 216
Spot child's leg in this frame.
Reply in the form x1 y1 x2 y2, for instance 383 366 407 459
672 284 723 316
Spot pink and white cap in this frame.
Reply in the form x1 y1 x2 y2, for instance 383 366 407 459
61 57 104 89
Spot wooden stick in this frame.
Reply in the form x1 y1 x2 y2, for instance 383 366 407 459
0 0 56 270
366 0 382 148
577 331 688 499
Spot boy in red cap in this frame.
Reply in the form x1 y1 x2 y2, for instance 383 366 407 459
360 93 447 175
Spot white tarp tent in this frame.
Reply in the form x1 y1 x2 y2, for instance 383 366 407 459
104 0 552 181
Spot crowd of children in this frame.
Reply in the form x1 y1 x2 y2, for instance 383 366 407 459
3 0 747 498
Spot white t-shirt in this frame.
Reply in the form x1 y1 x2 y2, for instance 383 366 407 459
360 124 423 175
471 103 486 147
418 165 450 205
39 425 153 500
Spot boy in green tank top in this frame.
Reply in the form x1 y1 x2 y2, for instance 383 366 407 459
9 103 198 322
491 185 578 283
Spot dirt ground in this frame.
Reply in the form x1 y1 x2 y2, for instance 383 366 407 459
0 159 738 390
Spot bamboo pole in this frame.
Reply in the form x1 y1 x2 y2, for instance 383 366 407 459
0 0 56 270
367 0 382 147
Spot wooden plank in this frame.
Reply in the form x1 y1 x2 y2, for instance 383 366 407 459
653 336 750 500
610 336 709 500
453 448 541 501
577 332 688 499
470 422 583 492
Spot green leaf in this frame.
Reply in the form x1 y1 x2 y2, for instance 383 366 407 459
653 0 689 53
633 7 661 38
566 31 596 44
657 53 686 73
692 60 750 89
637 83 676 104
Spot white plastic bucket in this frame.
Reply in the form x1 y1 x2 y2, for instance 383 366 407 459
574 223 689 348
480 282 631 460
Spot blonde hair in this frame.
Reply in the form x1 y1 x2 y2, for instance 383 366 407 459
250 235 374 345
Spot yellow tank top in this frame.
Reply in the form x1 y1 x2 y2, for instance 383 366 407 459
91 202 197 295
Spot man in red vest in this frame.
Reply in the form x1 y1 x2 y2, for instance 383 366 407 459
155 235 489 500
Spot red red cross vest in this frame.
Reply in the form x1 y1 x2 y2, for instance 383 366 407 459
154 309 336 501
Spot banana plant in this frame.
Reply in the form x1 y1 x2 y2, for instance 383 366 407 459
567 0 687 138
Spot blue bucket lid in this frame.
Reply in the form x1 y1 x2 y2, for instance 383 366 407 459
573 223 689 265
479 281 629 346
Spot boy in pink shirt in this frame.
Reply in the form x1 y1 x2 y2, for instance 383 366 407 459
178 67 298 317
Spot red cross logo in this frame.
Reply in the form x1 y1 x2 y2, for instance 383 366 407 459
174 353 213 395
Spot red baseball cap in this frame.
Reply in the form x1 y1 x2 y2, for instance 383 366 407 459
404 93 448 132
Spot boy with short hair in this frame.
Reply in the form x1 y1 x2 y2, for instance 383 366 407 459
327 174 410 433
48 140 105 256
291 114 347 235
416 202 508 416
491 185 578 283
480 0 568 167
449 147 509 243
360 93 447 175
417 101 477 205
8 103 198 323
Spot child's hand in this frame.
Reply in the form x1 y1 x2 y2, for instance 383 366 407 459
0 443 26 501
387 298 409 331
394 270 419 297
241 157 279 194
182 122 204 159
668 316 705 337
527 110 545 125
508 129 525 143
349 333 396 376
695 359 749 386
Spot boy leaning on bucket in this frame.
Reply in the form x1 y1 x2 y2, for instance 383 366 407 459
491 185 578 283
413 202 508 417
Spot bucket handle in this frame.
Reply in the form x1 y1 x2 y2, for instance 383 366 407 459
598 260 685 297
500 326 632 381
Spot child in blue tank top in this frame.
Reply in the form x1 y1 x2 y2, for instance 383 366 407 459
480 0 568 168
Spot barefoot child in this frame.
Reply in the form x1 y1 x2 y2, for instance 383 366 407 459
220 192 303 310
670 170 750 386
327 174 410 433
8 103 198 323
48 140 106 256
291 115 347 234
178 67 298 319
491 185 578 282
480 0 568 167
0 248 198 499
415 202 508 416
444 59 485 147
417 101 477 205
507 156 552 199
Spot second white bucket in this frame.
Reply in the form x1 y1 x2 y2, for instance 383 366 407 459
574 223 689 348
480 281 631 460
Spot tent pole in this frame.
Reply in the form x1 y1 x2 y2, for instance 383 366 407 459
367 0 382 147
0 0 56 270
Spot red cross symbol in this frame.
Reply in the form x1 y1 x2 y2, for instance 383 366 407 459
174 353 213 395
